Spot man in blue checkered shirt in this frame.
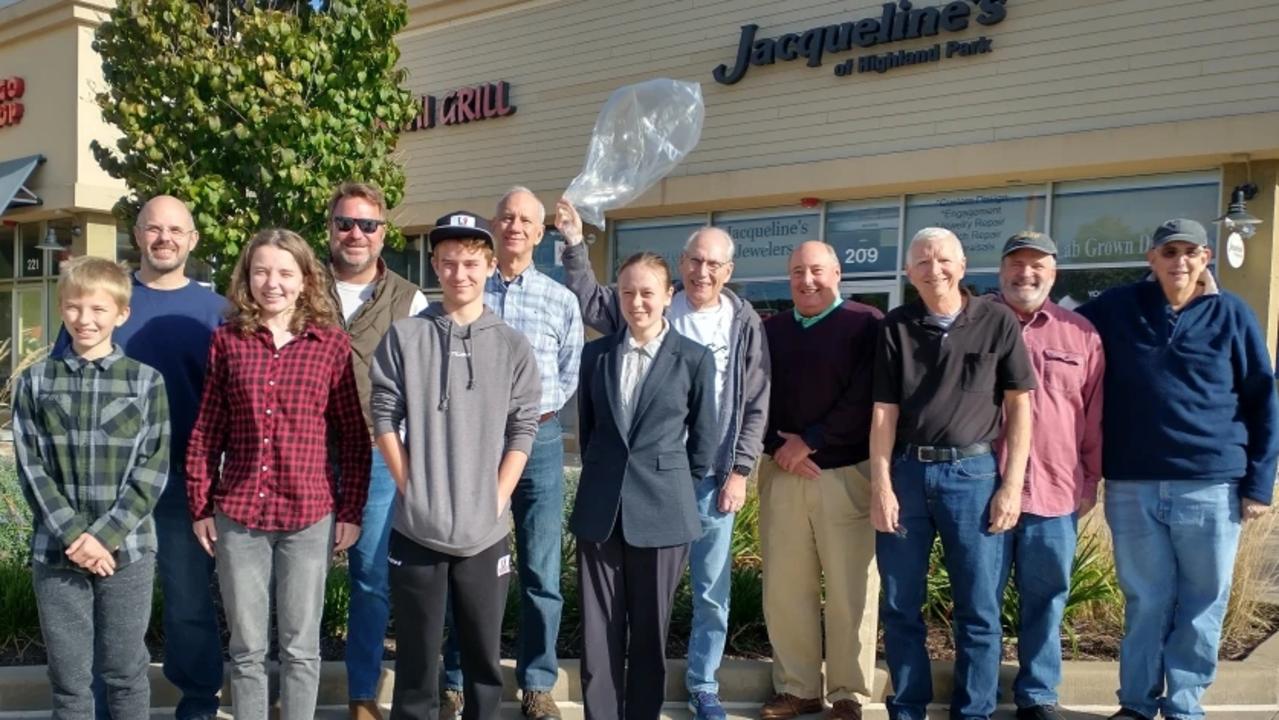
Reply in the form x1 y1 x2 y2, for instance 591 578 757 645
13 256 169 720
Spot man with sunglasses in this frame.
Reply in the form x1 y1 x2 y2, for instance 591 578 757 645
1078 218 1279 720
326 182 428 720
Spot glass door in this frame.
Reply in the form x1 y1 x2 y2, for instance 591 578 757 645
841 278 901 313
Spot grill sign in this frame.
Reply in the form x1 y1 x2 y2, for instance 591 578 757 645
0 76 25 128
407 81 516 132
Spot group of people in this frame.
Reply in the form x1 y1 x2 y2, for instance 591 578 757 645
13 175 1278 720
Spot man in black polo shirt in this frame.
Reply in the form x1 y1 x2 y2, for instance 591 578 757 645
870 227 1036 720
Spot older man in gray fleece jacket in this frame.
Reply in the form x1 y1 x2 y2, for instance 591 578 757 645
370 210 541 720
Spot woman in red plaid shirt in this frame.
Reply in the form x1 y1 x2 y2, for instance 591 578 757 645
187 228 372 720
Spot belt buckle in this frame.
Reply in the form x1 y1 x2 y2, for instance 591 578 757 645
916 446 933 462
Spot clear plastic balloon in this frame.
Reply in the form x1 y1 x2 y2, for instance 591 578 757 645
563 78 705 229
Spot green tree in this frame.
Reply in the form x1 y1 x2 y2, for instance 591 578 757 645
91 0 418 284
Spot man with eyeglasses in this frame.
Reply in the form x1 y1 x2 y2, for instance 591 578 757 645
326 182 428 720
439 187 584 720
558 204 770 720
1077 218 1279 720
54 196 227 720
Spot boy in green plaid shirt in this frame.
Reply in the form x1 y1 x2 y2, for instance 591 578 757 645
13 256 170 720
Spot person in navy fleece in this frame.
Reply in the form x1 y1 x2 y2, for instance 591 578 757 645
1078 218 1279 720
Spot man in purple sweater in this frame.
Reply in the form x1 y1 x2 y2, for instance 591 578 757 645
758 241 883 720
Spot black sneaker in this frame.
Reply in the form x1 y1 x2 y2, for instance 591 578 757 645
1016 706 1065 720
1107 709 1153 720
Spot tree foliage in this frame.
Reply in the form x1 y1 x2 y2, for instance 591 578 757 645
91 0 418 284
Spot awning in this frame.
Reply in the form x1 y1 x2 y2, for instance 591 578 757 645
0 154 44 214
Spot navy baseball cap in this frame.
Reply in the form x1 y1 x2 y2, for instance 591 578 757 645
428 211 493 249
1002 230 1057 257
1151 218 1209 248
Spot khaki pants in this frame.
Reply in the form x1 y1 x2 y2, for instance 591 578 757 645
759 456 879 702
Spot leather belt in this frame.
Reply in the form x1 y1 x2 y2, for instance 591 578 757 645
538 411 557 424
903 442 991 463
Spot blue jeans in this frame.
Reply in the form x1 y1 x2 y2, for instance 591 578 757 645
1105 480 1242 720
1004 512 1077 708
687 473 736 694
444 416 565 691
345 448 396 701
95 484 222 720
878 451 1009 720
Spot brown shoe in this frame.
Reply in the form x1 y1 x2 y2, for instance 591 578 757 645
349 700 385 720
441 688 465 720
826 699 863 720
761 693 824 720
522 690 563 720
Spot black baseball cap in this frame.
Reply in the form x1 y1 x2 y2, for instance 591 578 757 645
1151 218 1209 248
1002 230 1057 257
428 211 493 250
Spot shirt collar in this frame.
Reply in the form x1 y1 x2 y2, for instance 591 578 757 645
625 320 669 356
59 343 126 371
994 293 1055 328
793 295 843 328
491 263 541 289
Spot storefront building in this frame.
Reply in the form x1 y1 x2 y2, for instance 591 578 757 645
0 0 130 378
3 0 1277 376
393 0 1279 350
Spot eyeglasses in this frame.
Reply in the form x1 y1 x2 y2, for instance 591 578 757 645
333 216 387 234
1157 245 1206 260
685 256 730 273
138 224 192 238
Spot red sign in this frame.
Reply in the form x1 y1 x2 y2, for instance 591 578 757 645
407 81 516 132
0 76 25 128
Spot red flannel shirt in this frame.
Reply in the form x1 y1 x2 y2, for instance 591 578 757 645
187 323 371 530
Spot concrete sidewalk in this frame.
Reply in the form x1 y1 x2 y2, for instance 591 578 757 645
3 632 1278 715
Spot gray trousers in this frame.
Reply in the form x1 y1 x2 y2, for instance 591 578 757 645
577 529 689 720
33 553 155 720
215 512 333 720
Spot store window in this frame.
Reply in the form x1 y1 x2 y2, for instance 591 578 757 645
614 217 706 274
19 221 44 278
905 186 1048 269
1051 172 1220 265
713 208 819 280
383 235 423 287
0 224 14 279
824 200 900 275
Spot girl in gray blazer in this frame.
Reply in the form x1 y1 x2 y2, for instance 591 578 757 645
571 252 718 720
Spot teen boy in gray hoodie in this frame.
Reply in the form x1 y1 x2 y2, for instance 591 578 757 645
370 211 541 720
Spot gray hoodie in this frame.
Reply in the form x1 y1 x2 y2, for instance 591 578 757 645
369 303 541 557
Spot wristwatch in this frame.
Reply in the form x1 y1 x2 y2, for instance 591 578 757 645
731 463 753 477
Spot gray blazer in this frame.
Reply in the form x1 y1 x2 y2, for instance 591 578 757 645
570 328 719 548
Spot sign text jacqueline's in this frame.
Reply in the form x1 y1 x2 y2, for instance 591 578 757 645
712 0 1007 85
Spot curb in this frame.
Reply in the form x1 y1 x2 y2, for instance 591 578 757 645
3 632 1278 712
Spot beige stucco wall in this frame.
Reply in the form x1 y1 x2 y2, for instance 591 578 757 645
393 0 1279 225
0 0 118 223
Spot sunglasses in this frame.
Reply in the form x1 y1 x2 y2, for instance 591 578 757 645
333 216 387 234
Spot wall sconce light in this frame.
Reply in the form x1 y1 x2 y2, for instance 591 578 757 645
1217 184 1262 269
35 223 81 251
1216 183 1262 240
800 197 821 209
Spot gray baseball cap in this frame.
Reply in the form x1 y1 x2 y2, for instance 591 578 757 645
1151 218 1209 248
1002 230 1057 257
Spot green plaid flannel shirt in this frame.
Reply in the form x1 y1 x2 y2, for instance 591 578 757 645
12 345 170 570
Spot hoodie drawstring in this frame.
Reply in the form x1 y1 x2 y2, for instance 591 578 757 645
464 325 475 390
438 326 453 411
